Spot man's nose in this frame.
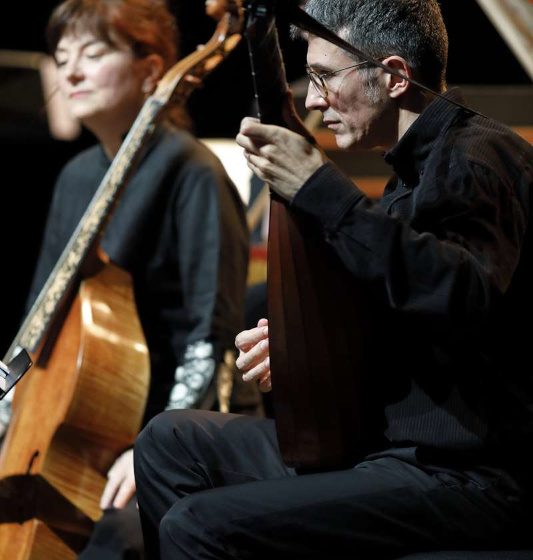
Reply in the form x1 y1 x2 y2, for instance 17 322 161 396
305 81 328 112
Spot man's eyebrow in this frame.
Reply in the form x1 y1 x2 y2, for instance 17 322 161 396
307 64 332 73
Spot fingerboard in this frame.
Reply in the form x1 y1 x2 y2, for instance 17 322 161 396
245 0 290 126
4 98 163 364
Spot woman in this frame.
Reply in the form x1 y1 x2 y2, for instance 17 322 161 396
2 0 248 557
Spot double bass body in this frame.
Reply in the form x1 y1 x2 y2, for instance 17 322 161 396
0 261 149 559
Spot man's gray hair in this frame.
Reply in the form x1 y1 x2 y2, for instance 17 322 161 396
299 0 448 92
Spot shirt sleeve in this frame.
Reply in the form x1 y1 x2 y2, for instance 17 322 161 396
25 170 74 312
292 161 527 327
172 161 226 347
163 161 234 411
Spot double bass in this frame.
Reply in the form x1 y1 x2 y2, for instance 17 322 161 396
0 2 244 558
243 0 377 471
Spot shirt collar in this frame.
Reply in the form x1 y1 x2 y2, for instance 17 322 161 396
384 88 469 185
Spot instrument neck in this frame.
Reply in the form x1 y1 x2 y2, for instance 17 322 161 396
6 98 164 364
245 2 290 126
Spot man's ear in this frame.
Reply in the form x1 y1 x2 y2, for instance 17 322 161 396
141 54 165 94
381 56 412 99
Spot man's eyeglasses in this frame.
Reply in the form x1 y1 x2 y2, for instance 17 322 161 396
306 61 370 99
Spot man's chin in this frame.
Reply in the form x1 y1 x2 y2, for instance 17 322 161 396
334 134 357 151
335 134 381 153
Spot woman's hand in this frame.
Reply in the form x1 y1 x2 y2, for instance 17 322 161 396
100 448 136 510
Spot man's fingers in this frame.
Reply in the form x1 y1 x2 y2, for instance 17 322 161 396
235 324 268 352
236 132 259 155
259 373 272 393
242 355 270 383
239 118 288 145
241 115 260 128
236 338 269 372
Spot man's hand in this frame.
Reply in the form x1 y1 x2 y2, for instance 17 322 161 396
100 448 136 510
236 117 326 202
235 318 271 392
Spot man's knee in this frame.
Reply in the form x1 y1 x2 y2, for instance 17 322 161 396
134 409 203 488
159 494 231 557
136 410 202 454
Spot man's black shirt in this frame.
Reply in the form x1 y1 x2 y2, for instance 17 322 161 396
292 89 533 476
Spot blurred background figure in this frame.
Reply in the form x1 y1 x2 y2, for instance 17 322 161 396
0 0 248 558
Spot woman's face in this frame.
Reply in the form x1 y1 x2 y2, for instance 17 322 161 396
54 30 148 132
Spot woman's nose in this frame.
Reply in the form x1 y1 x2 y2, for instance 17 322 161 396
62 56 84 83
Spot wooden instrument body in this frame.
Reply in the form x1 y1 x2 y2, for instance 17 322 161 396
245 0 375 470
268 200 375 470
0 262 149 559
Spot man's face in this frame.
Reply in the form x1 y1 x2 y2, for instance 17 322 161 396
305 36 391 151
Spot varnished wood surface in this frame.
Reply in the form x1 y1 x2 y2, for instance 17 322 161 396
0 262 149 559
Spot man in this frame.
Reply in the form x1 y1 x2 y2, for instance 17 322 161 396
134 0 533 557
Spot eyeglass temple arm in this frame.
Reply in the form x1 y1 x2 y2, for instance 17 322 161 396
286 3 483 117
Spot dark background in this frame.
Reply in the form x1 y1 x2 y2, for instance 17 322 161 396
1 0 530 134
0 0 530 353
